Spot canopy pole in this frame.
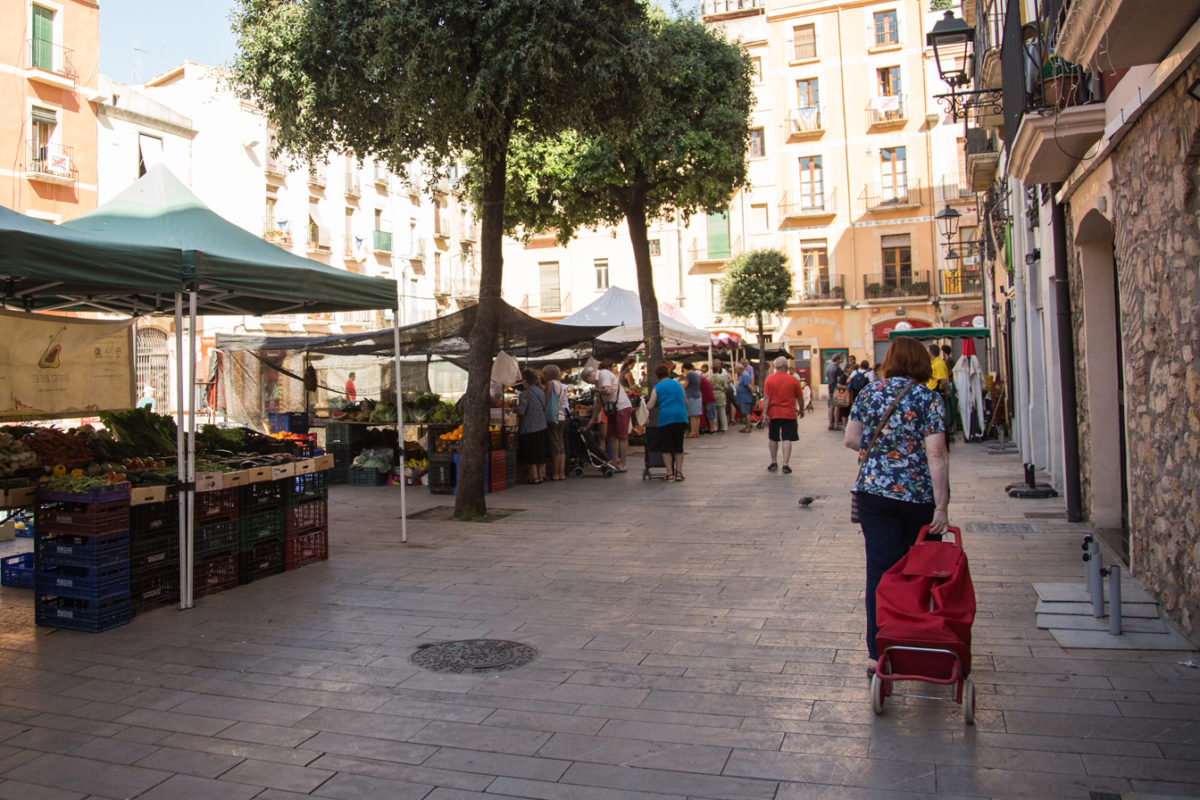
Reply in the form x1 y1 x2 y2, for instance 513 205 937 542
393 309 407 543
186 290 197 605
174 295 190 609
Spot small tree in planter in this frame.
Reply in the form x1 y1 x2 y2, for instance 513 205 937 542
721 249 792 389
865 282 884 299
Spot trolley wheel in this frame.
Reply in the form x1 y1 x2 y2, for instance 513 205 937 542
572 466 584 477
870 673 886 715
602 468 613 478
642 469 649 481
962 678 975 725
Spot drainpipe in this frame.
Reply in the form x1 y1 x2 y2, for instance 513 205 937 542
1050 183 1083 522
1009 184 1033 462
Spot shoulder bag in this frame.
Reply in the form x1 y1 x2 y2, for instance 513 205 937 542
545 381 559 426
850 380 917 523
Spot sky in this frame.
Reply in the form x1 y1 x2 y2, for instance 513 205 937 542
99 1 693 85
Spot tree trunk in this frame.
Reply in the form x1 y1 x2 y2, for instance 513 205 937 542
756 312 767 391
624 190 663 382
454 134 508 519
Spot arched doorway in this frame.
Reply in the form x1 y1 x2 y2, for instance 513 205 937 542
871 318 931 366
135 326 171 411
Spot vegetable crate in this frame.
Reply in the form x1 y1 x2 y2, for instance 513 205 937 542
428 451 456 495
285 528 328 570
36 594 130 633
195 487 239 523
194 553 238 598
37 482 131 504
325 423 367 449
327 466 350 485
239 480 284 512
130 564 179 615
284 470 328 506
505 452 517 489
37 530 129 569
130 500 179 538
239 510 285 552
36 499 130 538
130 529 179 573
285 500 327 536
35 562 130 602
1 552 34 588
347 467 386 487
195 519 239 559
238 538 285 584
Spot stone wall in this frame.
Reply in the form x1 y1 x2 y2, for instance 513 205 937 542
1064 208 1094 532
1101 69 1200 639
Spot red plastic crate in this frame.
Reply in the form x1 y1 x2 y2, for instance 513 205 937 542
285 499 327 535
193 553 238 597
285 527 328 569
195 487 239 522
35 499 130 537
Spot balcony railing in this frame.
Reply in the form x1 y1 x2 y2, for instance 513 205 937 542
863 180 922 211
306 226 331 253
344 172 361 197
26 39 76 86
797 271 846 303
702 0 763 14
785 106 824 139
863 270 930 300
25 141 77 185
936 183 976 203
307 163 326 188
779 188 836 220
689 236 741 266
373 164 390 185
373 230 393 253
940 269 982 295
866 94 908 127
262 217 292 247
265 154 285 178
408 239 426 260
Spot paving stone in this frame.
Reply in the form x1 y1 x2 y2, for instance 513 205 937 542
295 731 436 764
132 744 244 777
133 773 261 800
309 772 434 799
0 778 89 800
218 757 335 793
485 776 685 800
153 732 321 767
306 753 492 791
2 753 172 798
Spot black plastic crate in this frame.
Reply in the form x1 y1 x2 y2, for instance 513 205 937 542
239 480 284 512
325 422 367 448
239 510 285 551
327 466 350 485
195 519 239 559
36 530 129 569
130 529 179 572
193 553 238 598
285 528 328 569
238 538 285 584
130 564 180 613
195 487 239 522
35 562 129 601
130 500 179 537
36 594 131 633
285 499 327 535
35 499 129 537
284 470 328 506
347 467 386 486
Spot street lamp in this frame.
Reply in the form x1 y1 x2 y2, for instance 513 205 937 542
927 10 975 89
935 203 961 261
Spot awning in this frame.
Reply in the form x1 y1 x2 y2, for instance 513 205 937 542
889 326 990 340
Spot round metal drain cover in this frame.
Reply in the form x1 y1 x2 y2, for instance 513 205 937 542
411 639 537 674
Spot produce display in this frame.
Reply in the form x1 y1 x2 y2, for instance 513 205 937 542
0 431 38 477
98 408 178 455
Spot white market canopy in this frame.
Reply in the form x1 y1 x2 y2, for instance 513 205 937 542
558 286 712 348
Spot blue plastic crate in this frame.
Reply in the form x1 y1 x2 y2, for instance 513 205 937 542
37 530 130 569
268 412 309 434
1 553 34 588
36 594 131 633
36 563 130 601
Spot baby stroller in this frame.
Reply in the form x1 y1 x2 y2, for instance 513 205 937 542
871 526 977 723
565 415 616 478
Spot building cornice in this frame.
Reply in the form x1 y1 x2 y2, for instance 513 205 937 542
98 105 198 140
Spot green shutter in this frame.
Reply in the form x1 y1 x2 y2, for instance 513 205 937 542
32 6 53 70
707 210 730 259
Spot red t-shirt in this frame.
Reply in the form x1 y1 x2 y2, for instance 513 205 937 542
763 372 801 419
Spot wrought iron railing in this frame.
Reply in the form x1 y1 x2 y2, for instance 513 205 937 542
862 270 930 299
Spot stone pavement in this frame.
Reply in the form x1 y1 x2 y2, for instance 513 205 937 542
0 416 1198 800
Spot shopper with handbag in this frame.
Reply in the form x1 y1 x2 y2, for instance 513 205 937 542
843 336 950 674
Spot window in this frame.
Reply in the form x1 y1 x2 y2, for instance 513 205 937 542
881 233 912 287
344 207 354 253
750 203 769 233
31 5 54 70
539 261 560 312
434 251 443 292
749 128 765 158
798 155 824 210
648 239 661 257
878 66 901 96
797 78 820 109
265 196 277 234
707 210 730 260
801 239 830 295
135 327 170 412
710 279 724 313
433 198 444 235
30 106 56 166
873 10 899 46
307 198 324 248
137 133 163 177
957 225 979 267
751 56 762 83
793 23 817 60
956 137 968 193
880 147 907 202
594 258 609 290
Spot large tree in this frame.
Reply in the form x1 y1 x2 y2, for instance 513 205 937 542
489 15 753 379
231 0 645 519
720 249 792 388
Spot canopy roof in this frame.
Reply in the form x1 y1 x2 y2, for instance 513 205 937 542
62 165 398 316
889 326 990 340
215 301 621 359
0 204 183 314
559 286 713 348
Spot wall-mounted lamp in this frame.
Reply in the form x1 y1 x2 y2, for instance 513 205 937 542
927 10 975 90
895 306 906 316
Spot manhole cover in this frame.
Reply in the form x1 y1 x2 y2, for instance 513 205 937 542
411 639 537 674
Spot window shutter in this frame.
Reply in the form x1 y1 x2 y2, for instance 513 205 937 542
881 234 910 248
31 106 57 126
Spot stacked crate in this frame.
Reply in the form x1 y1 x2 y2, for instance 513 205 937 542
34 483 132 633
325 423 367 484
488 449 507 493
284 469 328 569
428 451 456 494
128 489 180 615
238 475 286 584
194 485 240 598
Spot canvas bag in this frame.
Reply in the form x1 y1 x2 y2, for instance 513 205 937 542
545 381 560 426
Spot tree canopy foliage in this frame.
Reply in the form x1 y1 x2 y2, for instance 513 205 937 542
721 249 792 385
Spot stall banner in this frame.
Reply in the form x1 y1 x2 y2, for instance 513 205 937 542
0 309 135 420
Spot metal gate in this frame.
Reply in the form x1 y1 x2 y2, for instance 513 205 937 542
135 326 171 410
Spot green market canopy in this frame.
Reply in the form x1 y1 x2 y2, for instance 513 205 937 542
889 326 990 340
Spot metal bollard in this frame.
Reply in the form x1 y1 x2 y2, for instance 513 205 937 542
1108 566 1122 635
1088 543 1104 618
1082 535 1095 598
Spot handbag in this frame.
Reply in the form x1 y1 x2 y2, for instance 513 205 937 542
851 380 917 523
545 382 559 426
832 386 851 408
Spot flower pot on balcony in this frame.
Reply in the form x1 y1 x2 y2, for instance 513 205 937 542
865 282 883 299
909 281 930 296
1041 57 1084 107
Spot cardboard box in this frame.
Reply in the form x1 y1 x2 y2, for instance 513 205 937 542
295 459 316 475
315 454 334 471
194 471 224 493
222 470 250 489
271 462 296 479
130 485 168 506
3 486 35 508
247 467 272 484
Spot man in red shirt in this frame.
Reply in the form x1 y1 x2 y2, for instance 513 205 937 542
762 356 804 474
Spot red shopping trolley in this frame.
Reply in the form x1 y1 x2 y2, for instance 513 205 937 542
871 525 977 723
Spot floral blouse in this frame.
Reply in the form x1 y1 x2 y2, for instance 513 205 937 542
849 377 945 503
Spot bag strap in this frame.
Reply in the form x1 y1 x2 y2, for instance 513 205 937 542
854 380 917 484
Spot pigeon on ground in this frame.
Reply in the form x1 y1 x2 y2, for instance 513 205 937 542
797 496 815 507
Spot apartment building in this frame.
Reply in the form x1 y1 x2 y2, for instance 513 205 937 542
0 0 100 220
501 0 984 389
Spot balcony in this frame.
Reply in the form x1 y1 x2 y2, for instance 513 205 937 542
965 128 1000 192
432 226 450 241
265 154 286 179
306 227 331 254
26 39 76 90
262 217 292 247
1055 0 1200 71
779 188 836 223
307 163 326 188
24 141 77 186
866 94 907 128
689 237 740 270
862 270 930 300
940 269 982 296
785 106 824 140
1009 101 1106 186
701 0 763 18
408 239 427 261
862 180 922 212
344 171 361 198
792 272 846 305
372 230 393 253
935 182 977 205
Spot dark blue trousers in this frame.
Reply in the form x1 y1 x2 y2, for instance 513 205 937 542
858 491 935 659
